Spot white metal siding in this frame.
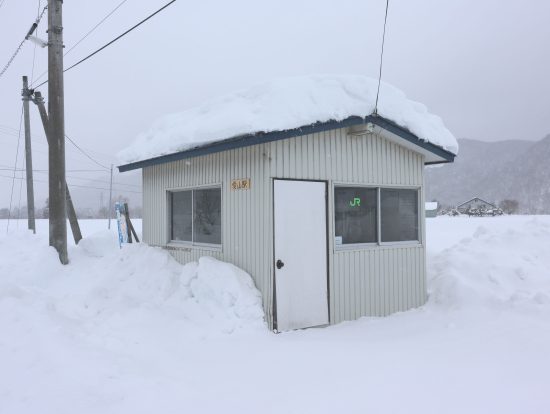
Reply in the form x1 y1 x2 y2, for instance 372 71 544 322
142 127 427 329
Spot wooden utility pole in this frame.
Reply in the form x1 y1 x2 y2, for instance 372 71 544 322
48 0 68 263
21 76 36 234
33 91 82 245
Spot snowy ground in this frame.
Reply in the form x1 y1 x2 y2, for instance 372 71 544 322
1 216 549 413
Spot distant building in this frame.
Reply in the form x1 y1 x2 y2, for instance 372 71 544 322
425 201 438 217
456 197 499 215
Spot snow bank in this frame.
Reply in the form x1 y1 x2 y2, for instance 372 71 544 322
119 74 458 163
2 217 550 414
428 217 550 309
0 227 265 338
184 257 264 322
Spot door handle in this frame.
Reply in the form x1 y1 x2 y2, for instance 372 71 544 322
276 259 284 269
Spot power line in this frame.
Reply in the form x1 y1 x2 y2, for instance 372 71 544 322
0 5 47 80
1 125 117 167
0 167 109 173
66 182 142 193
39 170 141 188
0 127 117 162
16 156 25 225
6 106 24 233
0 123 18 131
0 168 140 188
0 173 142 194
374 0 390 115
29 0 42 85
32 0 130 87
66 0 129 57
33 0 177 89
65 133 110 170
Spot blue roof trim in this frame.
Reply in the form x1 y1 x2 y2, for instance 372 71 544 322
366 116 455 163
118 115 455 172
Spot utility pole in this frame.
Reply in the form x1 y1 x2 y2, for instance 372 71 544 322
32 91 82 245
21 76 36 234
48 0 68 263
108 164 113 229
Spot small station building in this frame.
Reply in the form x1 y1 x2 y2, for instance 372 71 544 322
119 75 457 331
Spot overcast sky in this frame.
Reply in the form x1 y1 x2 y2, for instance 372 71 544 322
0 0 549 208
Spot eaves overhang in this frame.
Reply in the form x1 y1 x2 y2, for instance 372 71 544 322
118 115 456 172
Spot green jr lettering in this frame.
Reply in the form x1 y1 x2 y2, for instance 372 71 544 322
350 197 361 207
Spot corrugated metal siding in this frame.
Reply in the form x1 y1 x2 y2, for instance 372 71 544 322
142 127 427 328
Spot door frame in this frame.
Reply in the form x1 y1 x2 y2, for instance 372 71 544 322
271 178 330 332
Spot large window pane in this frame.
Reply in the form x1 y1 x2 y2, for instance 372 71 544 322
193 188 222 244
381 189 418 242
171 191 192 242
335 187 377 244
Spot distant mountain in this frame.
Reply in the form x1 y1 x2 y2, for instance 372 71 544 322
426 135 550 213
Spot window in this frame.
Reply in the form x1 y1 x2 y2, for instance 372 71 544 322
334 187 377 244
380 188 418 242
193 188 222 244
334 185 419 247
170 187 221 245
171 191 192 241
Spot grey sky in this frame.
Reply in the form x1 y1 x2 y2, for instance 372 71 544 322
0 0 549 208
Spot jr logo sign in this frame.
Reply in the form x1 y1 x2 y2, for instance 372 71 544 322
349 197 361 207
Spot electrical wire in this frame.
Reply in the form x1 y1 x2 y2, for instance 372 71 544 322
0 5 47 80
29 0 41 84
31 0 129 87
65 134 110 170
374 0 390 115
33 0 177 89
6 105 24 233
0 167 109 173
0 174 142 194
66 0 129 57
16 156 25 226
0 168 139 187
66 182 141 193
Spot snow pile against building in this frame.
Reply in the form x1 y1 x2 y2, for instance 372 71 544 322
0 227 265 338
119 75 458 163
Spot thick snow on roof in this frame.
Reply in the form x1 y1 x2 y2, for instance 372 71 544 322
119 75 458 164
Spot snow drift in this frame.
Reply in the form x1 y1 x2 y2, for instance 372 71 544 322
428 217 550 309
0 228 265 337
119 74 458 163
2 217 550 414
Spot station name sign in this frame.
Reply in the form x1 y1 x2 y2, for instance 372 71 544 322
231 178 251 190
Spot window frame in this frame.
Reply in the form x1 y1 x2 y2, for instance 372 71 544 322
167 183 223 250
333 183 379 249
333 183 422 251
379 186 421 246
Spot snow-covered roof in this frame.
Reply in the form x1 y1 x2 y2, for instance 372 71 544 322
118 75 458 165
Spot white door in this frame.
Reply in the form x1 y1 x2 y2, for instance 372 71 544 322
274 179 328 331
